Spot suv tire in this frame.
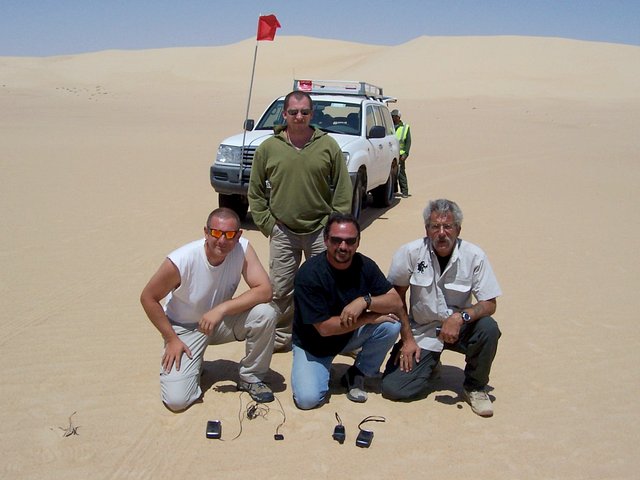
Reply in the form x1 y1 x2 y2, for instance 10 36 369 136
351 172 366 220
371 162 397 208
218 193 249 221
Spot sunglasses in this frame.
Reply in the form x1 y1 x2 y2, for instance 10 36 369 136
208 228 239 239
286 109 312 116
328 236 358 246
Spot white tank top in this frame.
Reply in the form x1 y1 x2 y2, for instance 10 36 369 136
164 237 248 326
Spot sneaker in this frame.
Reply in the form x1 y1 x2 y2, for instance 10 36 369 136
463 389 493 417
341 367 367 403
237 381 274 403
401 193 409 198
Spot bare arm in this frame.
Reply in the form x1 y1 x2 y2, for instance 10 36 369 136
314 311 398 337
468 298 497 319
392 284 421 371
314 287 402 337
440 298 497 344
140 259 191 372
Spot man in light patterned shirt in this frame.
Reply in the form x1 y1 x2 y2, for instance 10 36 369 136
381 199 502 417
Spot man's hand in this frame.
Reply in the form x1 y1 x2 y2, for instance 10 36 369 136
395 336 420 372
440 313 463 344
162 337 192 373
339 297 368 328
199 309 224 336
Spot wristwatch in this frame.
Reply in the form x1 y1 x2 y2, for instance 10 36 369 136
460 311 472 323
363 293 372 310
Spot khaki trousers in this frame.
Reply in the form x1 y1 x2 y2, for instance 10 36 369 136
269 224 326 350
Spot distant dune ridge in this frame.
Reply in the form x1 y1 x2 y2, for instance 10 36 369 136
2 36 639 99
1 36 639 479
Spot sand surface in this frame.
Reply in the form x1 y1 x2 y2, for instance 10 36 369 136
1 36 639 479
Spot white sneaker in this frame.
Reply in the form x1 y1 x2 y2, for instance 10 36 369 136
463 389 493 417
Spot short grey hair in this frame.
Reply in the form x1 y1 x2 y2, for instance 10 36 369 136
423 199 463 226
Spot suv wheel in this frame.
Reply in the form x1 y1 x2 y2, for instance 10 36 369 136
351 173 366 220
218 194 249 221
371 162 397 208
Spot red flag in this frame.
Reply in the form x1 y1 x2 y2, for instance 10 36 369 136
256 14 281 41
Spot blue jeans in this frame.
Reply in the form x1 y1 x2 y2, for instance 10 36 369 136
291 321 401 410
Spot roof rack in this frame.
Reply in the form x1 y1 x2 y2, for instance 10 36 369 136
293 79 384 100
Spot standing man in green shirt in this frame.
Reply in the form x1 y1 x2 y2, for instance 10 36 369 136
391 109 412 198
248 90 353 352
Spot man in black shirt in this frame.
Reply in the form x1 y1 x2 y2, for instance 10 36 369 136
291 213 403 409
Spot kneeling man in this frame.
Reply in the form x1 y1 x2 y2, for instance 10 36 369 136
291 213 403 409
382 199 502 417
140 208 277 411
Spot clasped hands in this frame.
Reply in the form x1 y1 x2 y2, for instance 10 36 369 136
339 297 399 328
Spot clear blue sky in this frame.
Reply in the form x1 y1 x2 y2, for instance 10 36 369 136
2 0 639 56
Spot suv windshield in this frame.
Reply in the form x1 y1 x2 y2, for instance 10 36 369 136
255 99 361 136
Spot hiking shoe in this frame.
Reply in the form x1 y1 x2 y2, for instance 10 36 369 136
341 367 367 403
237 381 274 403
463 389 493 417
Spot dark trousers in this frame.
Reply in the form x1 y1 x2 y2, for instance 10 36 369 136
381 316 501 400
397 158 409 195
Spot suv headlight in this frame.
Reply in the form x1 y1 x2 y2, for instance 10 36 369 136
341 151 350 165
216 145 243 164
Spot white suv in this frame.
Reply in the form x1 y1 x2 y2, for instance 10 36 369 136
210 79 399 220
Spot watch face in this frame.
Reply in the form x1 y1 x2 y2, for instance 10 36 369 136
462 312 471 322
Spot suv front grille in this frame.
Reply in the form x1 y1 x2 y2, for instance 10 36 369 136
241 146 256 166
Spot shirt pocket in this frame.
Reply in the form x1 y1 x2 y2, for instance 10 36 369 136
443 280 472 307
410 268 434 288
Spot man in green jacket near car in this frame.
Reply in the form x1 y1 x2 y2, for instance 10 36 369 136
248 90 353 351
391 109 412 198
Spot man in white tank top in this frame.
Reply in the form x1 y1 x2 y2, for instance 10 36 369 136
141 208 277 411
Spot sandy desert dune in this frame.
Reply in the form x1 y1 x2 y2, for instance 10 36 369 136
1 35 639 479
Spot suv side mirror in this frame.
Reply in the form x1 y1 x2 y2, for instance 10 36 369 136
368 125 386 139
244 119 255 131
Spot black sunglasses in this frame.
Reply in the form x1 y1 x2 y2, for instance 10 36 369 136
328 236 358 246
286 109 312 116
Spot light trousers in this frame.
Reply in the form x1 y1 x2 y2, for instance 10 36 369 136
160 303 276 411
269 224 326 349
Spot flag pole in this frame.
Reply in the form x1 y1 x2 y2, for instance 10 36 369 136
240 14 280 186
240 41 259 168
